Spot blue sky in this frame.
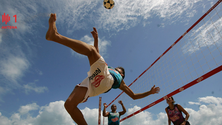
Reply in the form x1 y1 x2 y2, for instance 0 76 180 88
0 0 222 125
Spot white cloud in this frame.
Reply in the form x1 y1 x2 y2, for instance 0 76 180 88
23 82 48 94
48 0 206 33
119 105 168 125
81 107 100 124
0 96 221 125
0 40 47 99
198 96 222 105
1 1 42 34
97 0 204 32
183 16 222 54
0 101 76 125
0 113 12 125
0 1 34 86
34 101 75 125
19 103 39 115
188 101 201 105
0 1 48 97
187 96 222 125
0 56 29 83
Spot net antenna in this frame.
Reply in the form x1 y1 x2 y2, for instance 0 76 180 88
98 97 102 125
106 0 222 122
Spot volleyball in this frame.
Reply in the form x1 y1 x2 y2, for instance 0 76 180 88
103 0 115 9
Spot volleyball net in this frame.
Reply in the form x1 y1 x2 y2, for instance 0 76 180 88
102 0 222 123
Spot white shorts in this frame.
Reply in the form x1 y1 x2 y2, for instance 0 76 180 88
77 57 114 103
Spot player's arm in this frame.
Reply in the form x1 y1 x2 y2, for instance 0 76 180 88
118 100 126 116
177 104 189 124
91 27 99 53
165 108 171 125
103 103 109 117
119 80 160 100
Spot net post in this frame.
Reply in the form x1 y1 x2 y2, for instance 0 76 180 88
98 97 102 125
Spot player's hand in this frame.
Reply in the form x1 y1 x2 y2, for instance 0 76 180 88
91 27 98 39
118 100 123 105
150 85 160 94
181 121 186 125
103 103 107 107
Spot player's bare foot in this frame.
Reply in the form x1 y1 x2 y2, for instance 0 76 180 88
46 13 59 41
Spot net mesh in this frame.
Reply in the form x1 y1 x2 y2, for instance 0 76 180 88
105 0 222 122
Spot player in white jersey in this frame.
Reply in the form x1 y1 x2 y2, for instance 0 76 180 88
46 13 160 125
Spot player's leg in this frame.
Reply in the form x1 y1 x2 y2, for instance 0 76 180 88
64 86 88 125
46 13 100 66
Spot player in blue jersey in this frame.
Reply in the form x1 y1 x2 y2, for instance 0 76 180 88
103 100 126 125
46 13 160 125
